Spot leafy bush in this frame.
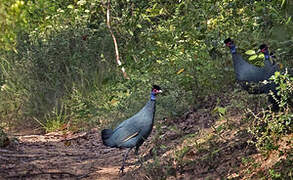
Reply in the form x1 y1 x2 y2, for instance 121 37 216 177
0 23 118 130
0 0 292 133
271 70 293 109
0 126 9 147
247 72 292 153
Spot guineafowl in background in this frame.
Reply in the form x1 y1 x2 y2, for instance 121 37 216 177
257 44 280 111
224 38 281 110
258 44 293 110
101 85 162 173
259 44 280 73
224 38 279 83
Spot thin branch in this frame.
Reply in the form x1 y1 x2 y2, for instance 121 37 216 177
106 0 129 79
6 171 88 179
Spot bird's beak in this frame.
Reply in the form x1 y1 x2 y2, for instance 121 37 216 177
158 90 163 93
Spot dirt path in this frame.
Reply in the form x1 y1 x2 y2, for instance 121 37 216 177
0 129 146 180
0 92 264 180
0 109 214 180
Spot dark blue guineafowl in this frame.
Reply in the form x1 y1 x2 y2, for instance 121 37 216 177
259 44 280 75
258 44 293 110
224 38 282 110
257 44 280 111
224 38 279 83
101 85 162 173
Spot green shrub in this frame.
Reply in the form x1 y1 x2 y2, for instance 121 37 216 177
247 72 293 153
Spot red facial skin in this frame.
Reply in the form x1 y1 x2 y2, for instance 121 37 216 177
225 41 232 47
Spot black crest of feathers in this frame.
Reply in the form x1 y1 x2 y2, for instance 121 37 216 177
152 85 162 91
224 38 233 44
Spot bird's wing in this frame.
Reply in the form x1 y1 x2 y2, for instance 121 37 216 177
122 131 139 142
112 123 141 144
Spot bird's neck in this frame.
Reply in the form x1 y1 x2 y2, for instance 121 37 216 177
264 51 270 60
229 44 237 54
150 91 156 101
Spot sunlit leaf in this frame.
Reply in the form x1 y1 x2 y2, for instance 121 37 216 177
286 16 291 24
217 107 226 115
274 71 281 77
249 55 258 60
137 24 142 28
281 0 286 7
110 99 119 106
67 4 74 9
176 68 185 74
245 50 256 55
258 54 265 58
156 60 162 64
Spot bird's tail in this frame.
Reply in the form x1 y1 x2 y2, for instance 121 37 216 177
101 129 114 147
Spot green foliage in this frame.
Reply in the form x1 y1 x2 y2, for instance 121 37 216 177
247 71 292 157
270 70 293 109
266 150 293 180
0 127 9 147
0 0 292 133
0 1 292 178
248 109 291 152
269 169 282 179
0 6 117 130
245 49 266 67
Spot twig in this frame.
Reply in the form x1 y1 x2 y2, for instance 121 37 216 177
106 0 129 79
0 155 9 160
61 132 87 141
6 171 81 179
1 152 83 158
210 124 227 140
0 149 15 153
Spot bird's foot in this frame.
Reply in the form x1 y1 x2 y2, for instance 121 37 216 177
119 166 125 174
138 156 144 167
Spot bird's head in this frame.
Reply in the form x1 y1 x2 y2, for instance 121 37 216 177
259 44 268 54
224 38 234 47
152 85 163 95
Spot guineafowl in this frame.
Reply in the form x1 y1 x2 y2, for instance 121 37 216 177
224 38 282 110
101 85 162 173
224 38 279 83
257 44 281 110
259 44 280 72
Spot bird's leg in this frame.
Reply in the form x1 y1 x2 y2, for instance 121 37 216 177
134 146 139 155
137 154 143 168
135 146 144 168
119 148 131 173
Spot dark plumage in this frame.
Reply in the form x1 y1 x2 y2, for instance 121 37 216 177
101 85 162 173
258 44 281 111
224 38 282 110
224 38 279 82
258 44 293 110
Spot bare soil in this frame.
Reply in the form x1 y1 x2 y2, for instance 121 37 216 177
1 92 289 180
0 128 149 180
